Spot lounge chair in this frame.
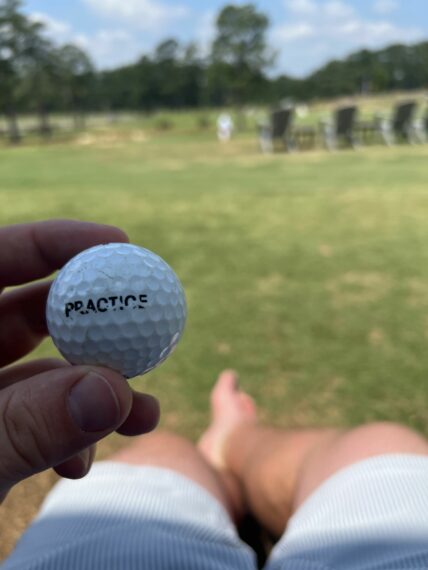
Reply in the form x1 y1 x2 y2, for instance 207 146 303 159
258 107 317 153
321 106 359 151
258 107 295 153
419 106 428 143
358 101 424 145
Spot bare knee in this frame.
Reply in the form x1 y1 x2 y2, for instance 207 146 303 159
318 422 428 480
341 422 428 458
109 430 194 465
294 422 428 510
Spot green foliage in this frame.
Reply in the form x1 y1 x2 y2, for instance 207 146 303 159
211 4 273 105
0 2 51 104
18 26 58 114
1 0 428 125
212 4 272 70
56 44 94 111
99 46 205 111
284 42 428 101
0 0 28 89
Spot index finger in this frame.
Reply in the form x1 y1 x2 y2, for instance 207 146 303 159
0 220 129 288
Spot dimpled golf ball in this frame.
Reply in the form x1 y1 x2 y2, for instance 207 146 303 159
46 243 187 379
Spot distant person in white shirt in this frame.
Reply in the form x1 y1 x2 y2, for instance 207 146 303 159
217 113 234 142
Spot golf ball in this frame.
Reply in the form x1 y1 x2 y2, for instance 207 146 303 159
46 243 187 379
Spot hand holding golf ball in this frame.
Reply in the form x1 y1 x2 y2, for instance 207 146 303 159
46 243 187 379
0 220 166 501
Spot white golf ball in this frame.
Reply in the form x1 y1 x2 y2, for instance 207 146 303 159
46 243 187 379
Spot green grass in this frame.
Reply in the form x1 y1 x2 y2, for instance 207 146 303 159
1 130 428 439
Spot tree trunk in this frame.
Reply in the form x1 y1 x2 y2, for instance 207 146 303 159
38 106 52 139
6 109 21 144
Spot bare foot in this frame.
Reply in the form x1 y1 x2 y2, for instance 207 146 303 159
198 370 257 470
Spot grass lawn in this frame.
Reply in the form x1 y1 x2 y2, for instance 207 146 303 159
1 128 428 558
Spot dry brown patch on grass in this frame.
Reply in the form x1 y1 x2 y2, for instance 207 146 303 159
318 244 333 257
289 401 343 428
257 273 285 295
131 130 148 143
368 327 386 347
263 373 289 400
368 327 393 354
75 129 149 148
216 342 232 355
161 411 182 430
407 278 428 308
290 377 346 427
75 132 96 146
161 160 187 171
327 271 392 307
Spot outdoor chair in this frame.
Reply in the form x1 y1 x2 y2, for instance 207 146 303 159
388 101 426 144
321 106 359 151
357 101 425 145
258 107 294 153
258 106 317 153
421 106 428 143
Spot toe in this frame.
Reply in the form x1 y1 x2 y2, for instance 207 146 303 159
211 370 239 406
238 393 257 418
218 369 239 388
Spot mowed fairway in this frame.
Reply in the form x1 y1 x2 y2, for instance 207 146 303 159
1 130 428 557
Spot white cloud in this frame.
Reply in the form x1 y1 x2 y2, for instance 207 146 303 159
30 2 191 69
283 0 355 20
373 0 399 15
284 0 317 15
30 12 72 41
195 11 217 57
324 0 355 20
83 0 188 32
274 0 424 77
275 22 314 42
76 30 143 69
29 11 145 68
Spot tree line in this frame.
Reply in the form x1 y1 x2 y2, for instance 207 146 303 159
1 0 428 142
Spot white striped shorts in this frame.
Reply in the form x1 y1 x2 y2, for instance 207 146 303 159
3 454 428 569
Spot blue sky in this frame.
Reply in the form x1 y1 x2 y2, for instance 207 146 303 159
25 0 428 77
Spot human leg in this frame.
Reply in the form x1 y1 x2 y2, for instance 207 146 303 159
200 371 428 569
3 419 256 569
199 371 428 537
109 431 241 520
225 421 428 536
198 370 338 536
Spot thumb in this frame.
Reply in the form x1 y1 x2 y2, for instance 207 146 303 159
0 366 132 495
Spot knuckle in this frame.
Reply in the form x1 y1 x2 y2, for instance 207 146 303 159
38 358 70 370
1 388 53 480
365 421 407 436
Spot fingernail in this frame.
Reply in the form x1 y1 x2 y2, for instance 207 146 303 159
68 372 120 432
77 448 92 475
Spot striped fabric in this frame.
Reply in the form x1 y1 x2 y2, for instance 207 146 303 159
3 455 428 569
269 454 428 569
